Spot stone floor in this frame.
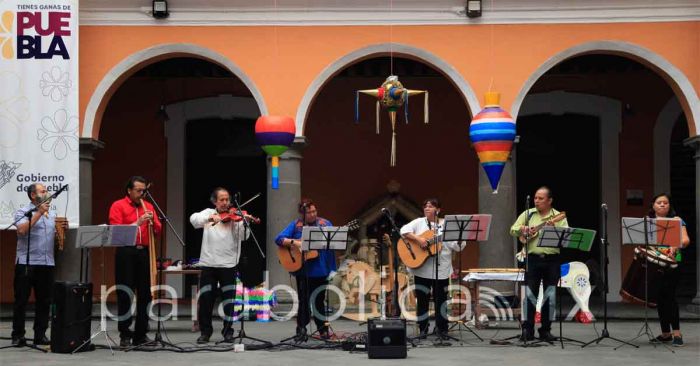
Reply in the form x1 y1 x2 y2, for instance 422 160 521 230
0 316 698 366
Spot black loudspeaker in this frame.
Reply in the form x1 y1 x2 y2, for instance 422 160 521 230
50 281 93 353
367 318 407 359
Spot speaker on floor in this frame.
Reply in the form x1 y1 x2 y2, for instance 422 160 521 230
367 317 407 359
50 281 93 353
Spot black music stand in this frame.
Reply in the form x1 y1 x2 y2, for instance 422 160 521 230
582 206 638 349
619 217 682 352
72 225 137 355
531 225 595 348
301 225 348 341
443 214 492 344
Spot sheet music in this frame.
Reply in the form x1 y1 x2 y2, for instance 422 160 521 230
301 226 349 251
76 225 137 248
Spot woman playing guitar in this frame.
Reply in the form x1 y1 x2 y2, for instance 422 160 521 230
275 198 336 341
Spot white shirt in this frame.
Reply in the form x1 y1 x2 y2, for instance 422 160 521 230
189 208 250 268
400 217 465 280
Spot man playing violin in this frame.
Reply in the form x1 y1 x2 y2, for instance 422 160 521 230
509 186 568 343
275 198 336 340
189 187 253 344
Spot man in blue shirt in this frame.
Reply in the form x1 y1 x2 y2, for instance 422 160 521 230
11 183 67 346
275 198 336 340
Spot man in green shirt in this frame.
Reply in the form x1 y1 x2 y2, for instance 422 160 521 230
510 186 568 342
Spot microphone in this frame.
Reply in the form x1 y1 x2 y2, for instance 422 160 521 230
601 203 608 210
381 207 389 215
43 184 68 203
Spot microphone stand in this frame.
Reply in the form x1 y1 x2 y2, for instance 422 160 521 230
582 204 637 349
221 194 270 347
382 209 402 317
500 195 540 347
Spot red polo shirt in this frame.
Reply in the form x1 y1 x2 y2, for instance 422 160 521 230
109 196 162 246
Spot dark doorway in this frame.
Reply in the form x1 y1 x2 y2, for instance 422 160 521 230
184 118 267 293
670 115 696 299
516 113 601 267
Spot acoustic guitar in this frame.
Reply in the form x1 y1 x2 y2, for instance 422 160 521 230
397 230 443 269
278 219 359 273
517 211 567 244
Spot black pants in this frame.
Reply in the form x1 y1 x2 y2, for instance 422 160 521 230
657 266 681 333
523 255 559 333
115 246 152 340
295 275 327 331
198 266 238 337
414 276 449 333
12 264 54 339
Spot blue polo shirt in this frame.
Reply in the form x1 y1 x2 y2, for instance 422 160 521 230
275 218 337 278
14 203 56 266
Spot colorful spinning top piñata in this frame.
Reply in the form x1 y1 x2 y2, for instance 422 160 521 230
469 92 516 194
255 116 296 190
355 75 428 166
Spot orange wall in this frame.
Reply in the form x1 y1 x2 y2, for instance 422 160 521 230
79 22 699 139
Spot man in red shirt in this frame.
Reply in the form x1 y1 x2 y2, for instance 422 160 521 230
109 176 162 348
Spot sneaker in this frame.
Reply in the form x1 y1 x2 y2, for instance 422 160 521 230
672 336 684 347
11 337 26 346
650 334 672 344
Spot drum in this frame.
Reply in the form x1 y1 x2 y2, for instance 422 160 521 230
620 247 677 308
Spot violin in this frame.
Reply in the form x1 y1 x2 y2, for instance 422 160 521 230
214 208 261 225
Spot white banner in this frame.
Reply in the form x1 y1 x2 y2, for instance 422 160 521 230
0 1 79 228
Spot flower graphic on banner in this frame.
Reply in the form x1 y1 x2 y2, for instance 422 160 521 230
40 66 72 102
0 71 30 148
1 10 13 60
0 200 18 220
37 109 79 160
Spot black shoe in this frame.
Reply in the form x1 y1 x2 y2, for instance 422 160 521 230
223 329 236 343
11 337 26 346
417 326 429 339
132 335 151 346
672 336 684 347
538 330 556 343
519 329 535 342
32 335 50 345
119 337 131 348
650 334 672 344
436 330 451 340
196 335 210 344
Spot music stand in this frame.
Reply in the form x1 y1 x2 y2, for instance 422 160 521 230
620 217 681 351
301 225 348 341
72 225 137 355
443 214 491 344
532 226 595 348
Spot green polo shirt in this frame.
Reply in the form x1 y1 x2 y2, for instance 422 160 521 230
510 208 569 255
